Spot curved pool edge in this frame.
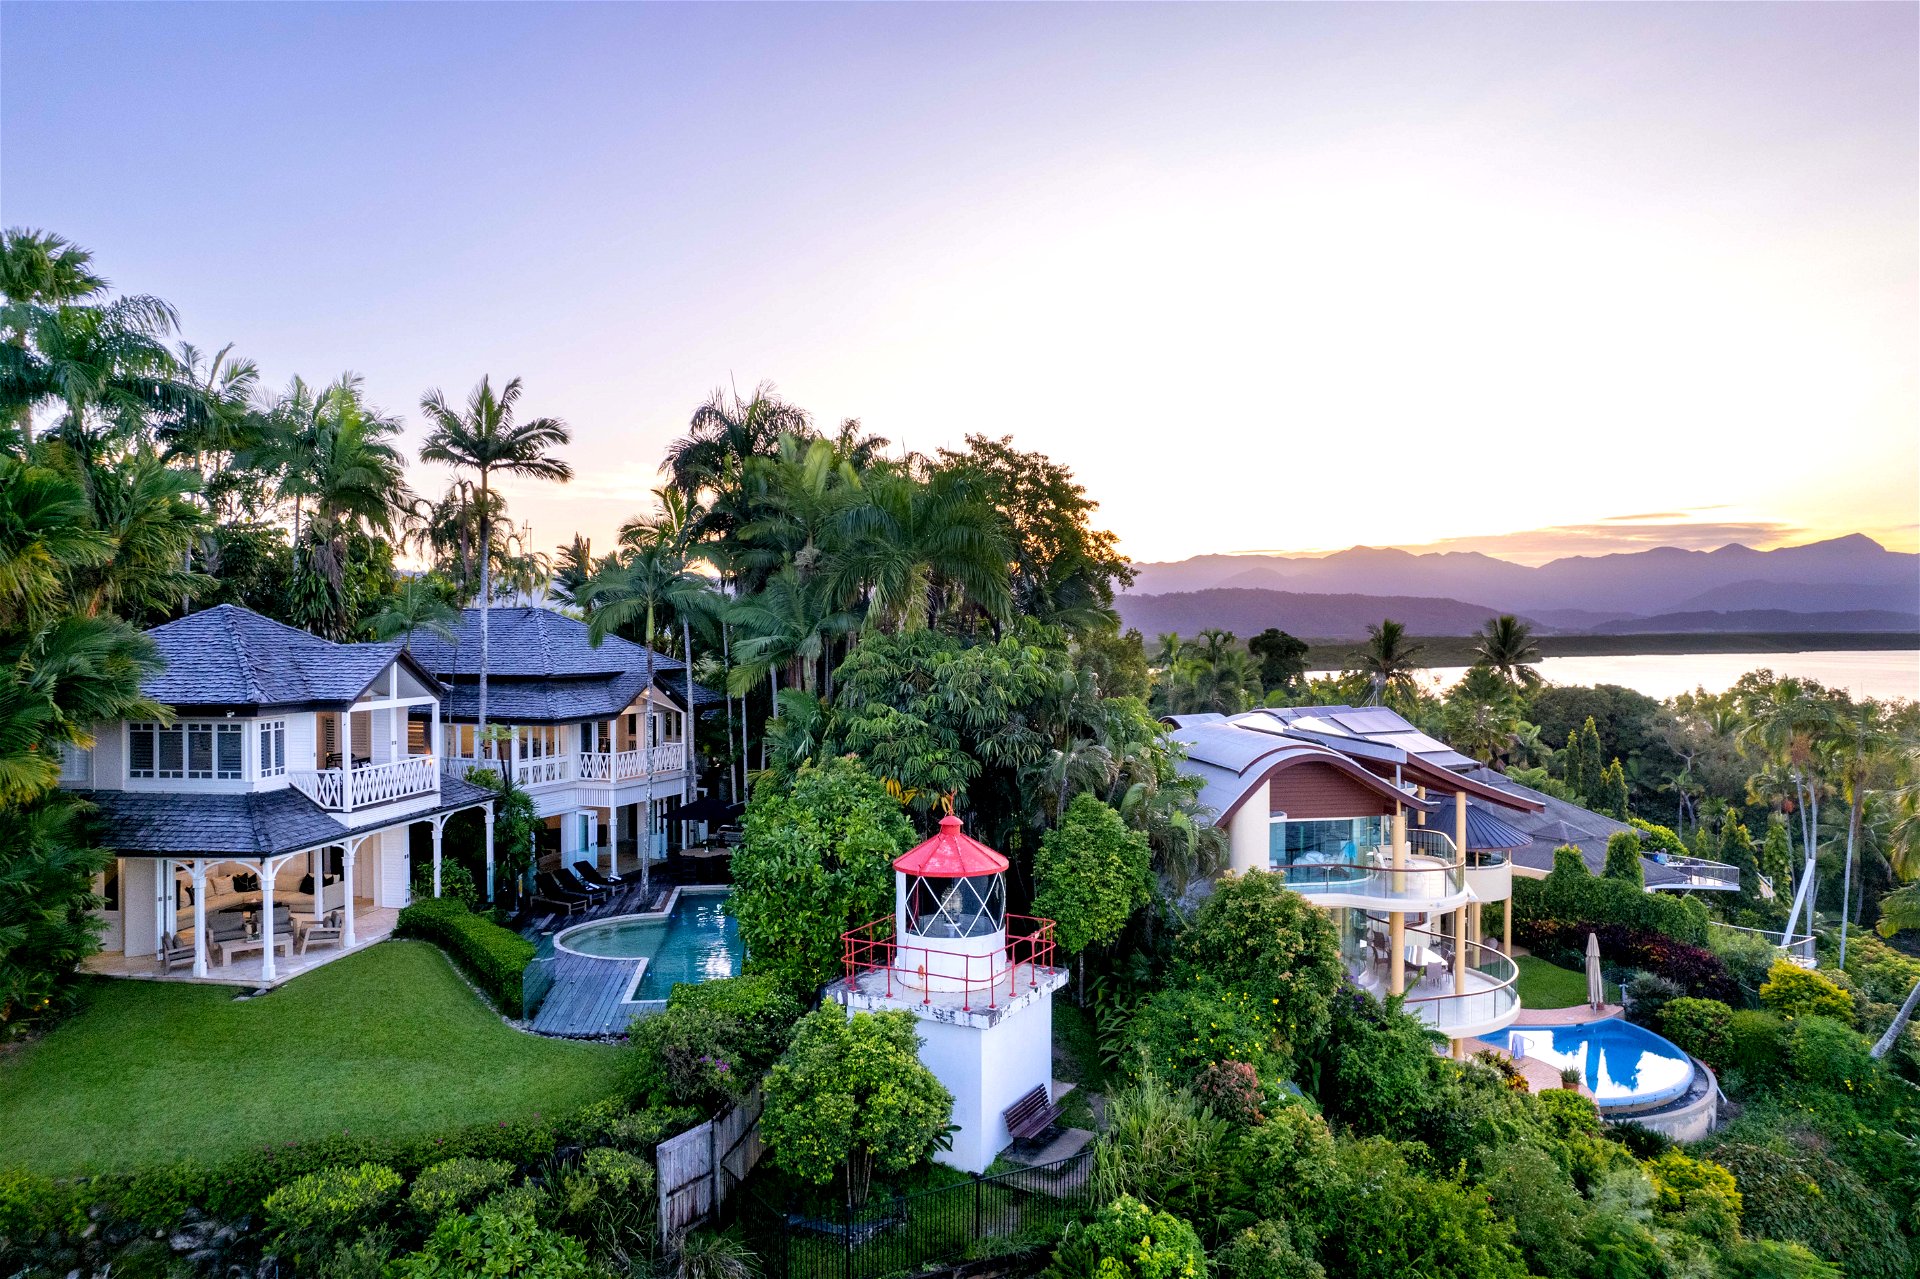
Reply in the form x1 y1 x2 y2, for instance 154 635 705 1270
554 912 664 961
1480 1018 1700 1112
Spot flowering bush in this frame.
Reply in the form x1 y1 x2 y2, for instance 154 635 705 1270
1521 919 1738 1003
1177 870 1343 1064
1125 981 1284 1081
1193 1060 1265 1124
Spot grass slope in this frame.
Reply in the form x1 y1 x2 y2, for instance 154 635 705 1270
1513 955 1592 1010
0 941 620 1175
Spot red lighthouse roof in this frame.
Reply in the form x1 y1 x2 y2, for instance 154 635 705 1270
894 814 1010 877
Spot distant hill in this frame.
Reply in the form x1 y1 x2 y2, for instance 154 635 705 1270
1113 589 1523 641
1591 608 1920 635
1126 534 1920 626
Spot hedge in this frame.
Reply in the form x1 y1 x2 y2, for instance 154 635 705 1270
1510 851 1709 946
395 897 536 1017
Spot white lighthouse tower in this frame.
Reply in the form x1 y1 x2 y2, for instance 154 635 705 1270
835 815 1067 1173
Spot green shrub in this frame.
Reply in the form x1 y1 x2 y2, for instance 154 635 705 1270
1126 980 1285 1081
1308 984 1440 1136
113 1158 209 1229
1510 856 1709 946
1092 1072 1233 1227
1177 870 1342 1061
551 1147 656 1269
1719 1239 1843 1279
1724 1010 1789 1090
1481 1143 1586 1278
1604 831 1644 884
1785 1015 1881 1097
1034 793 1154 956
1223 1104 1339 1247
0 1166 81 1246
413 859 481 911
261 1163 404 1262
1660 997 1733 1066
1211 1219 1323 1279
389 1200 602 1279
408 1157 515 1223
1644 1148 1741 1243
1623 972 1684 1030
395 897 536 1017
1705 1139 1912 1279
1046 1195 1207 1279
1759 962 1853 1024
1321 1139 1528 1279
1708 927 1780 993
622 975 803 1111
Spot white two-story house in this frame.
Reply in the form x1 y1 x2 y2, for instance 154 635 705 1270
405 608 723 880
67 605 497 986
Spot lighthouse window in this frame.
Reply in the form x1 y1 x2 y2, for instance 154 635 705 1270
907 874 1005 939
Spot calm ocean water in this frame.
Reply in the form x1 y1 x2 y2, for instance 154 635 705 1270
1313 650 1919 702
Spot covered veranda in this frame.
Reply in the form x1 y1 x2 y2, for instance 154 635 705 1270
81 781 496 989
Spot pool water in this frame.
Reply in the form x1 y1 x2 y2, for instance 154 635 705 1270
557 893 743 1000
1481 1019 1696 1110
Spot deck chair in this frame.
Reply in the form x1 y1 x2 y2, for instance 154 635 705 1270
533 872 592 916
576 863 623 891
554 866 612 902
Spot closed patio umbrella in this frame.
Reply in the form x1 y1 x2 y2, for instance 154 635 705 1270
1585 931 1605 1009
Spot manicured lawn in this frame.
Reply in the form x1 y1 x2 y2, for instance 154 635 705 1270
1514 955 1591 1009
0 941 621 1175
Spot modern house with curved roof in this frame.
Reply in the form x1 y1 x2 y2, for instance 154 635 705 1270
1167 707 1549 1047
406 607 724 879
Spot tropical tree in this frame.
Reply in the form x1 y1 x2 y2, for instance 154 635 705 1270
1441 664 1524 765
1248 627 1311 696
665 383 810 561
418 376 571 744
1827 698 1901 964
727 566 856 699
1351 618 1425 706
366 577 460 651
1474 614 1542 689
0 295 189 471
0 227 106 314
828 465 1011 633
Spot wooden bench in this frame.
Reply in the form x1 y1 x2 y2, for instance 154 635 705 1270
1003 1085 1062 1143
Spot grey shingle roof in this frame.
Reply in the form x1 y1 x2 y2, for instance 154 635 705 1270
79 774 497 858
1460 767 1686 887
412 608 723 723
142 605 422 712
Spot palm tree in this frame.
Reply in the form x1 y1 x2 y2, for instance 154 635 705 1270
0 296 188 466
367 578 459 651
0 228 107 313
828 466 1011 632
1351 618 1424 706
161 342 263 515
1475 614 1542 689
1444 664 1524 765
270 376 412 639
727 566 856 697
1738 676 1837 932
76 453 209 622
1828 698 1899 964
418 376 571 746
665 383 810 559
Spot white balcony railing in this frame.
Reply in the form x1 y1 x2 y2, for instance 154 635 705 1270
290 754 438 812
1647 854 1741 892
579 745 684 782
1271 829 1467 907
514 753 575 787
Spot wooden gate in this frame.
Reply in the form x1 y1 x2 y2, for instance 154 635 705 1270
657 1086 765 1242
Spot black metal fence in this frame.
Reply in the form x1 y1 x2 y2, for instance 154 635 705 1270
731 1152 1095 1279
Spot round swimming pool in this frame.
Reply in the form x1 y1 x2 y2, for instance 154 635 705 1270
1483 1019 1697 1110
555 892 742 1000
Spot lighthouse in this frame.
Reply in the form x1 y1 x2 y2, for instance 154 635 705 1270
836 815 1067 1173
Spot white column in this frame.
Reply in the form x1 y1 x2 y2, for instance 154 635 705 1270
191 859 209 978
154 859 169 955
431 817 444 897
483 807 496 900
259 858 278 982
341 842 359 947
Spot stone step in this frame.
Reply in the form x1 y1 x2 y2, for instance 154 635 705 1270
1012 1124 1093 1168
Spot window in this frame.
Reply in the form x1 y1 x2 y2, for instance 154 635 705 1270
258 720 286 777
57 742 92 785
129 722 243 780
1268 816 1387 866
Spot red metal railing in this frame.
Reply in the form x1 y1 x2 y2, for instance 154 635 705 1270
841 914 1058 1011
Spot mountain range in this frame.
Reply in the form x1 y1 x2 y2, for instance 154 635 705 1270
1117 535 1920 640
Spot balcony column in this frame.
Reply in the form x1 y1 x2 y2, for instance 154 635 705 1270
341 842 359 948
1503 896 1511 957
191 859 209 978
431 815 445 897
483 806 496 901
1453 905 1468 994
260 856 278 983
1391 805 1407 895
1455 789 1473 970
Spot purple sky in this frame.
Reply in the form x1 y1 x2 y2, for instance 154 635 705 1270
4 2 1914 565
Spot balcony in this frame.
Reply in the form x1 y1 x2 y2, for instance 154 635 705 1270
1271 829 1468 911
1344 923 1520 1038
579 745 685 783
1647 854 1741 893
289 755 438 812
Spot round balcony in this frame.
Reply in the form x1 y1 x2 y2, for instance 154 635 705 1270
1340 922 1520 1040
1269 828 1470 912
1464 847 1513 904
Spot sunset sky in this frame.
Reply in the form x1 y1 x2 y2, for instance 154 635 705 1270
4 3 1914 566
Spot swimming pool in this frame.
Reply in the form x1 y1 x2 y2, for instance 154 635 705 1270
556 891 743 1001
1481 1019 1697 1110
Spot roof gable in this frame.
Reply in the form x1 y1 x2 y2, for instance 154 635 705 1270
142 605 419 712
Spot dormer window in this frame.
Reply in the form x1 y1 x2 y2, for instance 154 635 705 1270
129 721 243 780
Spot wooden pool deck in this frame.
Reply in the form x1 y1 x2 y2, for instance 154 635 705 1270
528 949 650 1038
